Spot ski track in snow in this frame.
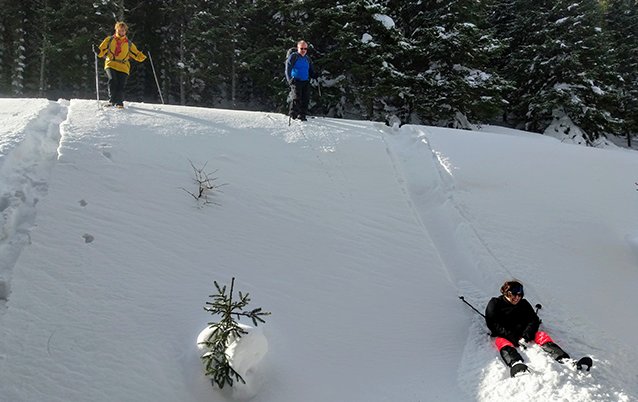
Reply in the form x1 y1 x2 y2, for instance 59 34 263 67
380 124 635 401
0 100 636 401
0 100 68 304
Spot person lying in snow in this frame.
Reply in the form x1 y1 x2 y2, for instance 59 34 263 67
485 280 571 376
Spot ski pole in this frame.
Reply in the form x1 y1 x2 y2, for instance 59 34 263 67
287 90 293 126
459 296 485 318
148 51 165 104
535 303 543 324
519 303 545 349
92 44 100 108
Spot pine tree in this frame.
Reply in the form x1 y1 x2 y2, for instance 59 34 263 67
296 0 413 121
605 0 638 140
11 10 26 96
188 0 251 107
0 5 6 94
200 277 270 389
492 0 620 143
397 0 509 127
243 0 295 111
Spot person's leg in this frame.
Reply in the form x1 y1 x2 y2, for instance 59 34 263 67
289 82 301 118
112 71 129 107
534 331 570 362
300 81 310 119
105 68 115 105
495 337 524 367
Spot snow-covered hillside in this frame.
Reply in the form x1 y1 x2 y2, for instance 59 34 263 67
0 99 637 402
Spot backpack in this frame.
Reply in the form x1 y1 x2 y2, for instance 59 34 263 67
285 47 299 80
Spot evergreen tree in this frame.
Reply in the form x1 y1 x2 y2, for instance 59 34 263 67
193 0 250 108
605 0 638 138
493 0 620 143
298 0 412 121
44 0 100 99
0 3 6 93
398 0 509 127
181 4 223 105
151 0 217 106
0 0 630 136
11 7 27 96
243 0 295 111
200 278 270 389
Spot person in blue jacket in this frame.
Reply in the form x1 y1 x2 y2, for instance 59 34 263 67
285 40 318 121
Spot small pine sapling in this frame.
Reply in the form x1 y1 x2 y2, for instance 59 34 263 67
200 277 271 389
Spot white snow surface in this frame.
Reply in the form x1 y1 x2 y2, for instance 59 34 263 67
0 98 637 402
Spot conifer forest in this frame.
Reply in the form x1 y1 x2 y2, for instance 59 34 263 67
0 0 636 144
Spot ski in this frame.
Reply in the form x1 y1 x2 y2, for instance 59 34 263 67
508 356 592 378
100 102 126 110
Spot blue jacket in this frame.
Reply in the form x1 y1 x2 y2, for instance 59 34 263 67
286 52 316 84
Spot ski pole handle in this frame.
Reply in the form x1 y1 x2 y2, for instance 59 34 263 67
534 303 543 324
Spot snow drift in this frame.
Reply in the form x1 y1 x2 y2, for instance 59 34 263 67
0 98 637 402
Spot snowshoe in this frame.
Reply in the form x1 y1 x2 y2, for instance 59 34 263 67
510 362 529 377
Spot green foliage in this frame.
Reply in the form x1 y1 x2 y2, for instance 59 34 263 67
0 0 635 142
605 0 638 136
200 277 271 389
489 0 622 142
404 0 510 126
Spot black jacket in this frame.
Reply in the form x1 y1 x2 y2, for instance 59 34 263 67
485 295 540 343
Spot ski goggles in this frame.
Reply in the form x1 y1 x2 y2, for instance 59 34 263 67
508 284 524 296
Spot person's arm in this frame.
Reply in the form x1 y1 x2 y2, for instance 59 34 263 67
520 300 540 341
285 54 297 84
485 298 516 341
129 42 147 62
97 36 111 58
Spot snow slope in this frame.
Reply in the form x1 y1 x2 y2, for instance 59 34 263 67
0 99 637 402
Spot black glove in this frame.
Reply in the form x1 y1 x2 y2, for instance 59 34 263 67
521 331 535 343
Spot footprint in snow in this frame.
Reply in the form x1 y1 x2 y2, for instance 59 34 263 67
98 144 112 160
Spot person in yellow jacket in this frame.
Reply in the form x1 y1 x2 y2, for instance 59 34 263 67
97 21 146 108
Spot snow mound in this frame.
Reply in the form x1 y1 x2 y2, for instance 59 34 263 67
197 324 268 400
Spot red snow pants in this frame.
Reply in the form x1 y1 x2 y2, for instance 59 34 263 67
495 331 555 350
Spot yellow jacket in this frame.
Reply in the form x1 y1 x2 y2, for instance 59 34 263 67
98 34 146 75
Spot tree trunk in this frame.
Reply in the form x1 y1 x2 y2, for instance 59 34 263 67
179 24 185 105
39 35 47 97
231 43 236 107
